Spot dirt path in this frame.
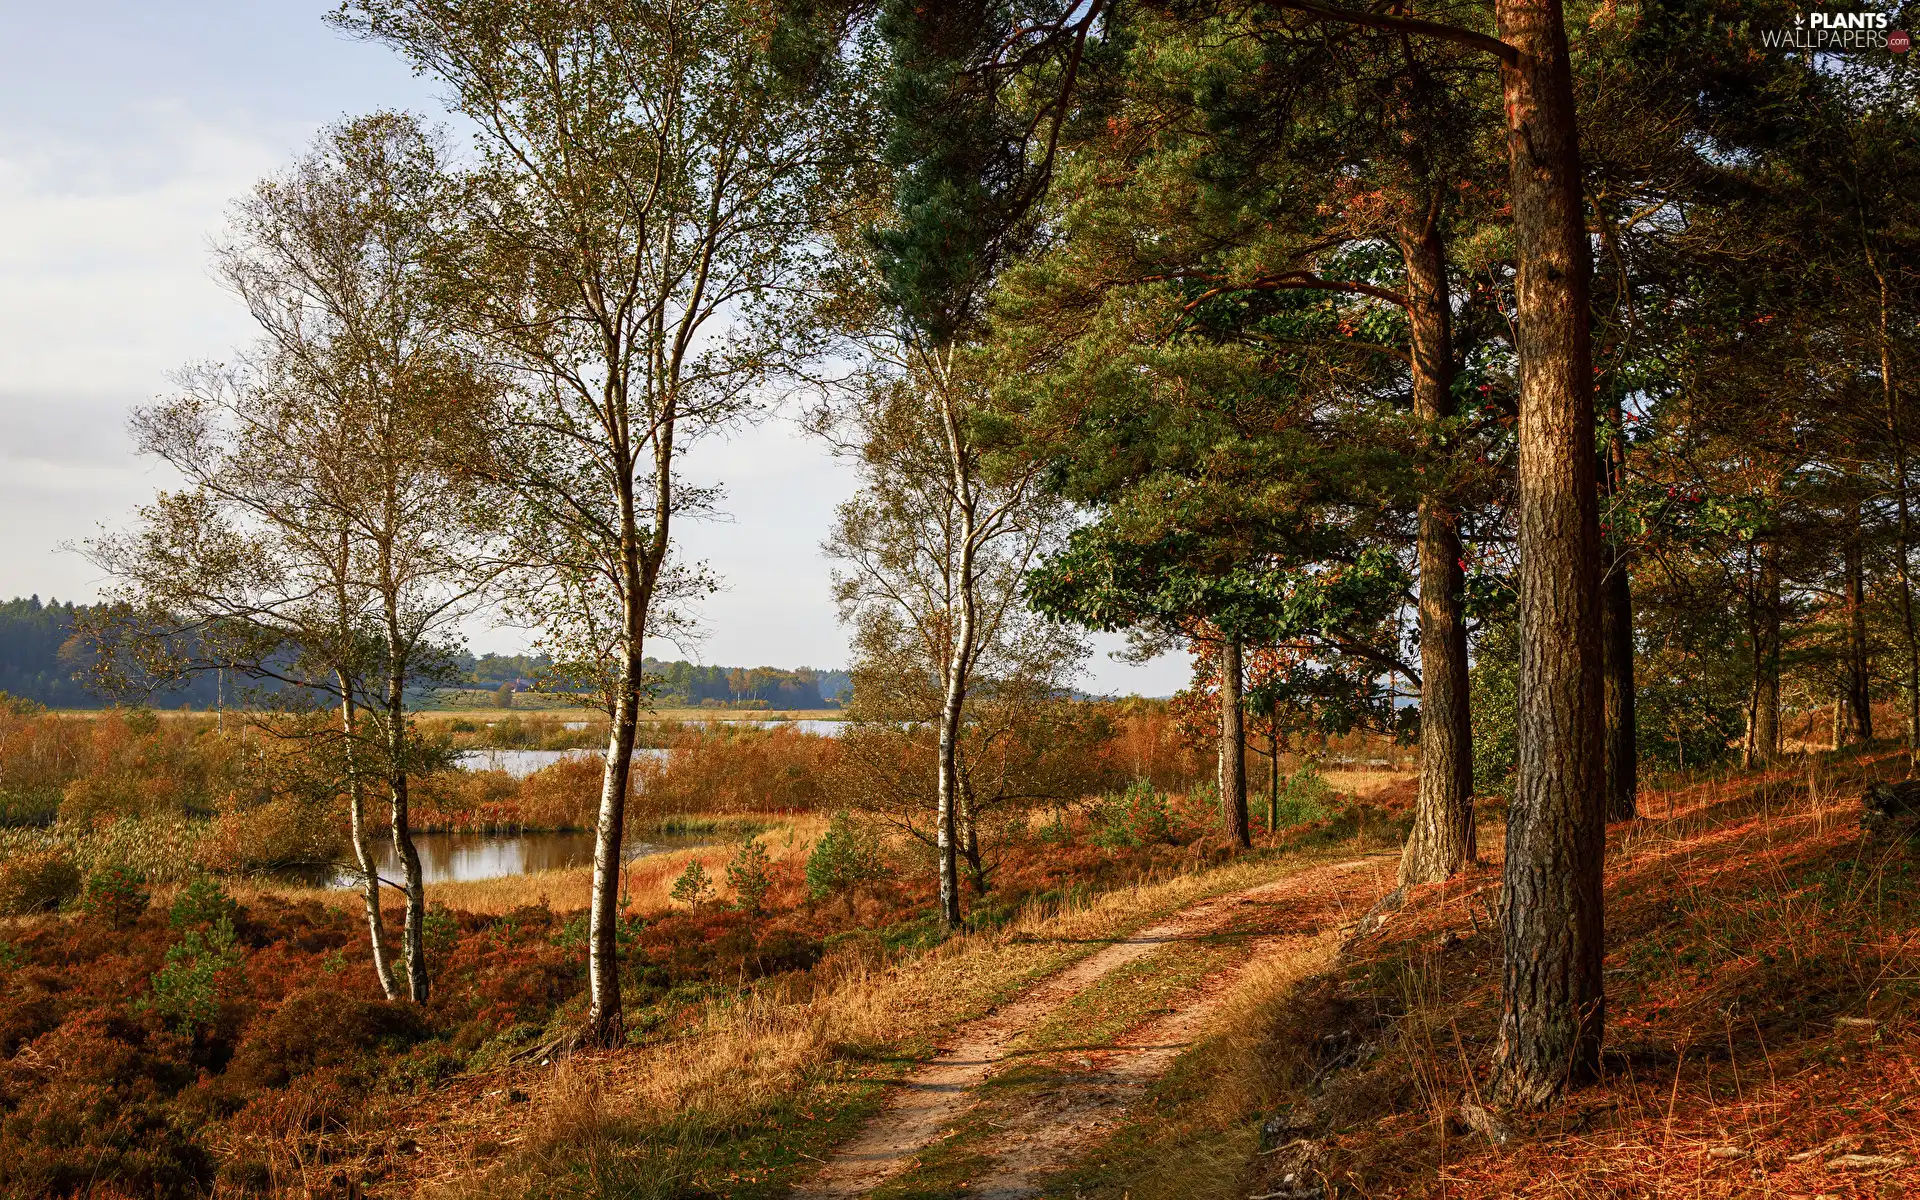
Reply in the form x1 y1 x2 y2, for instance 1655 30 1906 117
791 855 1395 1198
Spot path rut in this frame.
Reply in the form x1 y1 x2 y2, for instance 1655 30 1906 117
792 855 1394 1198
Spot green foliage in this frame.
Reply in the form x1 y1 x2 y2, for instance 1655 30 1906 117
79 865 150 929
805 811 886 900
424 904 460 965
0 690 46 717
1272 768 1333 826
669 861 716 908
1469 618 1521 796
725 836 774 914
145 917 243 1035
0 850 81 914
169 875 238 931
1088 779 1173 848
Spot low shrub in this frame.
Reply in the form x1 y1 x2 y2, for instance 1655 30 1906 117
1088 779 1174 847
1272 767 1334 826
669 861 716 908
805 811 887 900
79 865 150 929
0 849 81 914
725 837 773 913
226 987 434 1089
145 917 244 1036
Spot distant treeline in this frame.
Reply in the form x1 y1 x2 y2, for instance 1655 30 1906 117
0 597 226 709
464 651 849 709
0 599 848 711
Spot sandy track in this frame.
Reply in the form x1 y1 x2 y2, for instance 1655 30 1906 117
791 856 1392 1198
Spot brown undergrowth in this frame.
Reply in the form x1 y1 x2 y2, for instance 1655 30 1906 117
1049 748 1920 1199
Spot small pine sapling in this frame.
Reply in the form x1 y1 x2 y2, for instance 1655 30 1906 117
669 860 716 908
80 866 150 930
725 837 773 915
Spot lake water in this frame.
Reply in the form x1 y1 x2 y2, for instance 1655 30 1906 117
457 747 664 778
335 830 700 887
456 721 844 778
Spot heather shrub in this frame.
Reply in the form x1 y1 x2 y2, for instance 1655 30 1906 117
226 987 433 1089
0 849 81 914
80 865 150 929
0 1013 211 1199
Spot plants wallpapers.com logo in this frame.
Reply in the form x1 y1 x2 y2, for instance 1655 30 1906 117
1760 9 1911 50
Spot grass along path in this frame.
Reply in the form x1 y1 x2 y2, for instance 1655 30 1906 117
795 854 1398 1199
340 845 1394 1197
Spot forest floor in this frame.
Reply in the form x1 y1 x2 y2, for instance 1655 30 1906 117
996 749 1920 1200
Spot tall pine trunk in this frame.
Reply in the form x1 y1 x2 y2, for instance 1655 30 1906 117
1600 382 1636 820
1743 541 1782 767
1601 557 1637 820
1846 506 1873 743
1398 206 1475 886
1490 0 1607 1110
1218 636 1250 849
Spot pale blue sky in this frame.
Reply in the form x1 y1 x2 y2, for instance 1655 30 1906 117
0 2 1187 694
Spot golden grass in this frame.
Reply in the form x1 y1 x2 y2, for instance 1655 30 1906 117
1319 766 1416 798
229 814 828 918
425 849 1353 1198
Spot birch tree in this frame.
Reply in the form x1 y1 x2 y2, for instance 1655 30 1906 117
816 355 1078 929
92 113 493 1002
340 0 852 1044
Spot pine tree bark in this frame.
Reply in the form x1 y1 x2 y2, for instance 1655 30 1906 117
1743 540 1782 767
1397 205 1475 887
1846 507 1873 743
1601 557 1637 820
1218 635 1251 849
1489 0 1607 1110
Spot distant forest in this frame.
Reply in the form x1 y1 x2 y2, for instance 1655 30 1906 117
0 597 847 710
468 653 848 709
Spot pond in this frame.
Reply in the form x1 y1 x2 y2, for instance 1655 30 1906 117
456 747 667 778
455 722 844 777
329 830 704 887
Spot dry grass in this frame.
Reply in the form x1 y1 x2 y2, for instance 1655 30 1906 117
373 848 1352 1198
230 814 827 919
1320 766 1417 800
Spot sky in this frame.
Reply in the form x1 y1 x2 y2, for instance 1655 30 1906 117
0 2 1189 695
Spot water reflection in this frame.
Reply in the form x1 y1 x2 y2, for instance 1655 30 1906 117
318 831 699 887
457 747 669 778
